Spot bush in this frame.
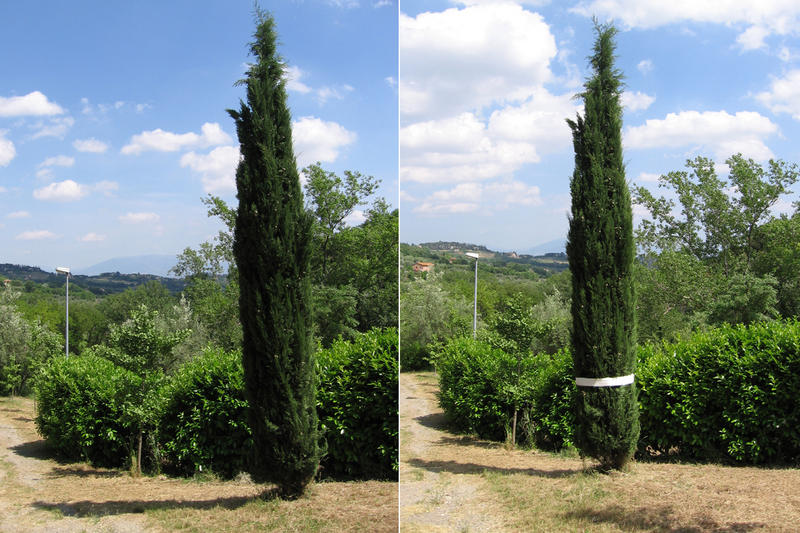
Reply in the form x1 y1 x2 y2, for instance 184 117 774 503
637 320 800 464
158 347 252 478
435 337 576 449
34 354 141 467
316 328 398 479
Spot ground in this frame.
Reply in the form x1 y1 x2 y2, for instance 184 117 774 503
400 371 800 532
0 396 397 532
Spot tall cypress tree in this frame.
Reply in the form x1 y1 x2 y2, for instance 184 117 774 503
229 10 321 498
566 22 639 470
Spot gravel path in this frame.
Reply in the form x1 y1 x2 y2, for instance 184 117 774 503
399 372 508 532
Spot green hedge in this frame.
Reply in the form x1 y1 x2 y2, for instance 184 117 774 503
158 347 252 478
638 320 800 464
34 354 141 467
316 327 398 479
437 321 800 465
435 337 575 448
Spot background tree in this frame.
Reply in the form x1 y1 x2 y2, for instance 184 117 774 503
566 22 639 469
229 10 321 498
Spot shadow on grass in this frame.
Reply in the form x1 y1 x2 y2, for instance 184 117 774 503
436 435 501 450
32 495 257 517
563 504 765 532
407 457 579 478
413 412 448 430
46 466 124 479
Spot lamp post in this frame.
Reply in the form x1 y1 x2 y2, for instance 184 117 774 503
465 252 479 338
56 266 70 357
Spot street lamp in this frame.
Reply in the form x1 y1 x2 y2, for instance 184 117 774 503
56 266 70 357
465 253 479 338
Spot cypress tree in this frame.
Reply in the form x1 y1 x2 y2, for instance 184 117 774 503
229 10 321 498
566 22 639 470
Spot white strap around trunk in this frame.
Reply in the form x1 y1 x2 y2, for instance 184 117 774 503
575 374 635 387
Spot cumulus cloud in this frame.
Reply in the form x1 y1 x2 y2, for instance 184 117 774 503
0 131 15 166
93 181 119 196
40 155 75 168
292 116 357 167
16 230 57 240
401 89 578 184
413 179 542 215
624 110 778 160
0 91 63 117
400 3 557 119
285 66 355 104
180 145 241 193
80 232 106 242
6 211 30 219
622 91 655 112
121 122 232 155
570 1 800 51
756 69 800 120
33 180 88 202
637 59 654 75
285 66 313 94
119 212 160 223
73 138 109 153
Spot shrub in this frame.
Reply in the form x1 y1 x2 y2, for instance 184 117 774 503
527 349 575 450
34 354 141 467
158 347 252 478
316 328 398 479
637 320 800 464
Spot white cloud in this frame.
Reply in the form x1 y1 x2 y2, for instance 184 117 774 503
0 186 6 193
0 131 15 166
30 116 74 139
73 138 109 153
637 59 654 75
16 230 57 240
400 3 558 119
344 209 367 226
385 76 397 88
570 1 800 51
121 122 232 155
756 69 800 120
637 172 661 183
119 212 160 223
0 91 63 117
6 211 30 219
180 145 241 193
39 155 75 168
33 180 88 202
401 89 577 184
622 91 655 112
80 232 106 242
413 179 542 215
286 66 312 94
292 116 357 167
625 110 778 161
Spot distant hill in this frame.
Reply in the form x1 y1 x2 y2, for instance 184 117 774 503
519 238 567 256
402 241 568 275
419 241 493 253
77 254 179 278
0 263 186 295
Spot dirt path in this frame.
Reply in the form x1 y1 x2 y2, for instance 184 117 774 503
0 397 397 533
400 371 553 532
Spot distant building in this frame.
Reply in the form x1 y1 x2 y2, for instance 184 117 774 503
413 261 434 273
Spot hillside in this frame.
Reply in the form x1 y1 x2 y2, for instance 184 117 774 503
402 241 568 276
0 264 186 295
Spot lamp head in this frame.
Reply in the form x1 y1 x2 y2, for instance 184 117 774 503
465 252 479 259
56 266 70 275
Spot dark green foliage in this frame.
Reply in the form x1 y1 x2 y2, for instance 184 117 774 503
566 22 638 469
316 328 398 479
158 347 252 478
435 337 575 449
230 11 320 497
34 355 141 467
637 321 800 464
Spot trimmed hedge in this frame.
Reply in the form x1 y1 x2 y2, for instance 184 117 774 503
437 321 800 465
158 347 252 478
316 327 398 479
638 320 800 464
35 354 141 467
435 337 575 448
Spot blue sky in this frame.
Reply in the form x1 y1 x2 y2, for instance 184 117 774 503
0 1 397 272
399 0 800 253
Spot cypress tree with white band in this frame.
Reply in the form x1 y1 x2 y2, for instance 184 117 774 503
566 21 639 470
